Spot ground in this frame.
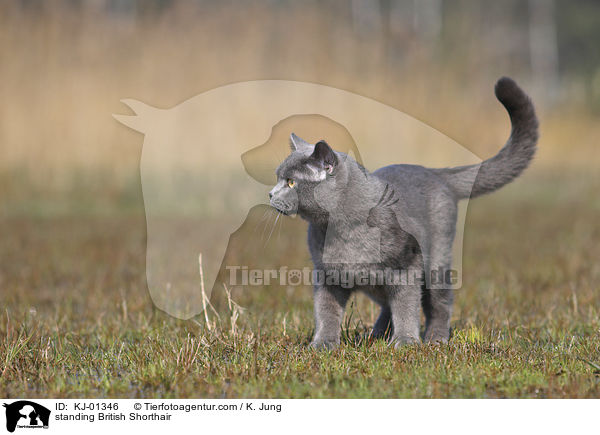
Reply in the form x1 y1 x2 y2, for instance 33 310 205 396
1 171 599 398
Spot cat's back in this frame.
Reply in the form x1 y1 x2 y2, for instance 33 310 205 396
374 163 431 181
373 164 450 195
372 163 458 223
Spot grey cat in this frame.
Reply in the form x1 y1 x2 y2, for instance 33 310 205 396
269 77 538 349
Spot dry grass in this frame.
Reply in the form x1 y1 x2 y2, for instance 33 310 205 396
1 176 599 398
1 2 599 398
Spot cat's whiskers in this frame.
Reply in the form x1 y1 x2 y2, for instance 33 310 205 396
253 207 273 236
259 208 277 243
277 210 284 242
264 211 281 247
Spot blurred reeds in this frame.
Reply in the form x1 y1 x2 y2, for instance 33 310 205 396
1 1 599 217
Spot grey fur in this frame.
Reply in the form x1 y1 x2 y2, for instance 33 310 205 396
269 77 538 349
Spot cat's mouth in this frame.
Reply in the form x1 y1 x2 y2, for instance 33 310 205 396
270 200 296 216
272 206 296 217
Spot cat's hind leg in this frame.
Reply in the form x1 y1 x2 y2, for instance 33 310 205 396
370 305 393 340
422 202 457 343
422 286 453 343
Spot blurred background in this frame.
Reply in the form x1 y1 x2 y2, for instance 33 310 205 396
1 0 599 216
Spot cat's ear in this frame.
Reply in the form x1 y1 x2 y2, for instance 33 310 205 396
289 133 312 152
310 140 338 171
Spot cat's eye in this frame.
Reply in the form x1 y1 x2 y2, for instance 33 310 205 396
287 178 296 188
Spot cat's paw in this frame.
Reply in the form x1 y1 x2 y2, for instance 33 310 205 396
424 327 450 344
309 339 340 351
391 335 420 349
424 334 449 345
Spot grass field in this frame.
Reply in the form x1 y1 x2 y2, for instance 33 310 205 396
2 1 600 400
2 170 599 398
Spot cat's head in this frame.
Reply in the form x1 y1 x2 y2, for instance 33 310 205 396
269 133 351 224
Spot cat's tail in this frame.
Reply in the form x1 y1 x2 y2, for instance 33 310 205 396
432 77 539 199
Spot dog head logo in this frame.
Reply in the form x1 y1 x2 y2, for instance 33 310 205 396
3 401 50 432
114 80 479 319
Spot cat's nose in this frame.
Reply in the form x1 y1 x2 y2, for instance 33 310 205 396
269 192 273 199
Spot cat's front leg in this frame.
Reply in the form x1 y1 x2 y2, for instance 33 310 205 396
310 285 351 350
387 283 421 348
